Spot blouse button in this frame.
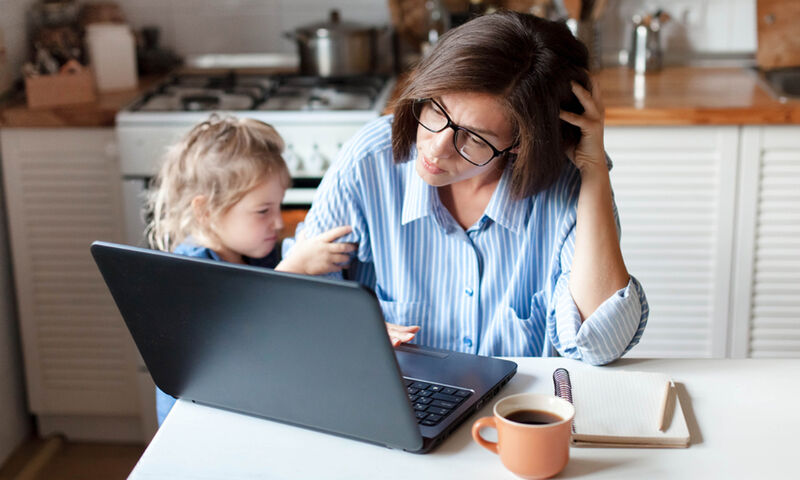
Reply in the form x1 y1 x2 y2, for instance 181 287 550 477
465 287 474 296
463 336 473 347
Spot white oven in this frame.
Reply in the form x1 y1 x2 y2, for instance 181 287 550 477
115 72 394 434
116 73 394 245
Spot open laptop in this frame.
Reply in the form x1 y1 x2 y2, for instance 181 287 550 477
91 241 517 453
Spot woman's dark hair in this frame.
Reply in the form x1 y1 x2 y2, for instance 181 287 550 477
391 10 590 199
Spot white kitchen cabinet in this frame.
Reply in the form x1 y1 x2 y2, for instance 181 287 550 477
0 128 144 441
606 127 740 358
731 126 800 358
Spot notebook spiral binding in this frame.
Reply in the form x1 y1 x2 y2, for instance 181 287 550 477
552 368 573 403
553 368 575 433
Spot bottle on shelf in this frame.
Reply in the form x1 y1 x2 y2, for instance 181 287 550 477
421 0 449 57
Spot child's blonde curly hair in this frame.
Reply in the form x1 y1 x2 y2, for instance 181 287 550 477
146 114 291 252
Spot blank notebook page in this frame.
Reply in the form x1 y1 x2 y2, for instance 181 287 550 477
569 368 689 442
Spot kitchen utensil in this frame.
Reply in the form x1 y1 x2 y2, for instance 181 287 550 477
756 0 800 70
285 10 378 77
421 0 450 56
137 26 182 75
32 25 82 65
28 0 80 28
629 10 669 74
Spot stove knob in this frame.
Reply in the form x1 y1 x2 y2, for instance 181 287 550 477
306 144 329 175
283 144 303 174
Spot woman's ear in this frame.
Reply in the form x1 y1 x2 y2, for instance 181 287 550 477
191 195 209 224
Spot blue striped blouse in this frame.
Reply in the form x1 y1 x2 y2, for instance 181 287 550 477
290 115 648 365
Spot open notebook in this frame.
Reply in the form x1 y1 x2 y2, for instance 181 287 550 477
555 368 691 448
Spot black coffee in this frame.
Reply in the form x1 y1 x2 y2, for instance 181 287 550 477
505 409 563 425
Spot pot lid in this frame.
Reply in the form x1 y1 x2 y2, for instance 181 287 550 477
295 10 372 36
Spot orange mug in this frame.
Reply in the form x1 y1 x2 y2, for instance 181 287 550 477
472 393 575 480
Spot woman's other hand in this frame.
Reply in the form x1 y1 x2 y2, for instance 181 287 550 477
276 225 356 275
386 322 420 347
559 79 608 177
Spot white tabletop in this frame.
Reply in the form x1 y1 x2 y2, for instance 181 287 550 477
129 358 800 479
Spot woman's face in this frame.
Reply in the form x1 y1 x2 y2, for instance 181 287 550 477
415 92 515 188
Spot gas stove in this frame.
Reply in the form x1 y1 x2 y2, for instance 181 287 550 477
116 72 394 248
128 73 390 113
116 73 395 211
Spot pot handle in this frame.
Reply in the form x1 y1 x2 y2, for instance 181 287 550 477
283 31 309 42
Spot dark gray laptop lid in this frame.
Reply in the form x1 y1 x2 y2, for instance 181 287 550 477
91 241 423 451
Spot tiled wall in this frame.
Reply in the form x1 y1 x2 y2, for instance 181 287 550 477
599 0 756 57
115 0 391 56
111 0 755 58
0 0 37 92
1 0 757 82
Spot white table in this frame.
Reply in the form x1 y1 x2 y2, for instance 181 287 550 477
129 358 800 479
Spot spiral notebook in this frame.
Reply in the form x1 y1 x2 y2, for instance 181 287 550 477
553 367 690 448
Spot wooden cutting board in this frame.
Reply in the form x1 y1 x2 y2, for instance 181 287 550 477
757 0 800 70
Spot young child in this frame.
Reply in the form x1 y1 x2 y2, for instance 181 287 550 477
145 114 354 425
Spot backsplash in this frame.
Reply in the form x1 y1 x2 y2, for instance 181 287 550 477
599 0 756 58
112 0 756 58
0 0 37 93
0 0 758 93
114 0 391 56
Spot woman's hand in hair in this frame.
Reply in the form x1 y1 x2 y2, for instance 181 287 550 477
559 80 608 178
276 225 356 275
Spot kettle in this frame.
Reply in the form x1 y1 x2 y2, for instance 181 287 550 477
629 10 670 73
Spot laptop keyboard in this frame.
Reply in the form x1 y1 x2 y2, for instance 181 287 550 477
404 378 473 427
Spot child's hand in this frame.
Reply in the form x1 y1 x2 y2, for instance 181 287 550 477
386 322 420 347
276 225 356 275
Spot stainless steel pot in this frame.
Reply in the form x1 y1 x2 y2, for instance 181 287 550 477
286 10 376 77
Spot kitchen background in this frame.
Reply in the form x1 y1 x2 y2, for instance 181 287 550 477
0 0 758 89
0 0 792 476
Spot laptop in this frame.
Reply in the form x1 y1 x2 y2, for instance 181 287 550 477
91 241 517 453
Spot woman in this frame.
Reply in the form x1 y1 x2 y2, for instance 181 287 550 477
290 11 648 365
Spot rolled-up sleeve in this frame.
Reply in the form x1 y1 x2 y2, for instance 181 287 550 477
545 177 649 365
550 273 649 365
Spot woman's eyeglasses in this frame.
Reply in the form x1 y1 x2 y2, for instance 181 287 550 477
411 98 516 166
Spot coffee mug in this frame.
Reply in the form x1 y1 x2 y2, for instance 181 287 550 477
472 393 575 480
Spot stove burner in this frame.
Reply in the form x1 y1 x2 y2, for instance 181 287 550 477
307 95 330 108
131 73 389 113
182 95 220 111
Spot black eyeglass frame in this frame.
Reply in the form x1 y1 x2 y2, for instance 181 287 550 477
412 98 517 167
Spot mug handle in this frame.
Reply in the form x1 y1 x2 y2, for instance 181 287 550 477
471 416 499 454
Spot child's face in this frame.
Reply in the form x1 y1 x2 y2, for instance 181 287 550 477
213 176 285 262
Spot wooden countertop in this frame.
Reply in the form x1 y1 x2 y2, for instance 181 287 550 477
597 66 800 126
2 67 799 128
0 76 163 128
